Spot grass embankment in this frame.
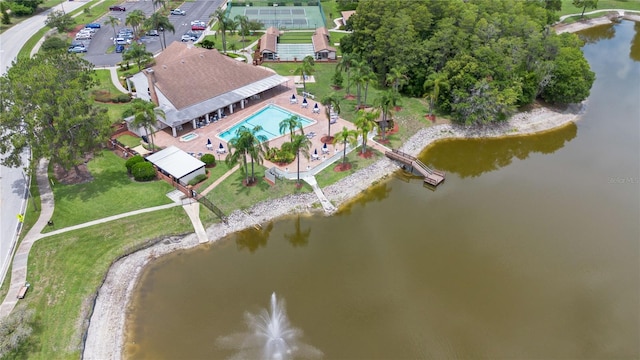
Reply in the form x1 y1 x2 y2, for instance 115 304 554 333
19 207 193 359
205 164 313 215
92 69 129 123
558 0 640 16
43 151 173 232
315 148 383 188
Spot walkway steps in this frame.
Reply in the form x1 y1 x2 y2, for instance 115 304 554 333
385 149 445 187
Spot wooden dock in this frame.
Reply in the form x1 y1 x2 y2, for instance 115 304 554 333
385 149 445 186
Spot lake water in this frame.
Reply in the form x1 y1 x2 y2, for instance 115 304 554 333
124 21 639 359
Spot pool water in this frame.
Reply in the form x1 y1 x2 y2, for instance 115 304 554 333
217 105 315 142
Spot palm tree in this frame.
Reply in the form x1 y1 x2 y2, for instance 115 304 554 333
374 91 395 141
337 53 353 96
291 134 311 186
351 58 370 109
122 43 152 71
386 66 408 93
362 67 375 107
131 99 165 150
242 126 268 184
423 72 449 117
354 109 379 154
279 115 303 141
105 16 120 41
210 9 229 53
226 126 267 185
321 93 340 140
145 13 173 50
332 126 358 166
152 0 165 11
295 55 315 94
125 9 146 38
235 14 250 45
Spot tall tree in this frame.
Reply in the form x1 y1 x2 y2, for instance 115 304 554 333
572 0 598 17
336 53 353 96
354 109 378 154
0 52 111 173
321 93 341 140
226 126 267 185
242 126 268 184
45 10 73 33
374 91 395 141
332 126 358 166
386 66 407 93
125 9 146 38
210 8 230 53
130 99 165 150
226 126 251 185
122 43 153 71
145 13 173 50
105 16 121 41
235 14 250 44
295 55 316 94
279 115 304 141
291 134 311 186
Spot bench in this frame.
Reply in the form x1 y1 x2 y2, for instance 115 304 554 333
301 91 315 100
17 283 30 299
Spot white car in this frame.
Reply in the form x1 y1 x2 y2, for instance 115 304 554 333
190 20 206 26
75 33 92 40
171 9 186 15
181 34 195 42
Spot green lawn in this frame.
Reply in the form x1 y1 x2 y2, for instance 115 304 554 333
315 147 383 188
203 32 262 52
558 0 640 16
206 164 313 215
15 208 193 360
44 150 173 232
278 31 315 44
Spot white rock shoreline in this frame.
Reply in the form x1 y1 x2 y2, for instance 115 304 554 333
83 103 584 359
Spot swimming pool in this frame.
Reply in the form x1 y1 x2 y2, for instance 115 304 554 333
180 132 198 142
217 105 315 143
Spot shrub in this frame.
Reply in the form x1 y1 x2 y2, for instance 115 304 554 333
201 39 215 49
131 161 156 181
41 36 67 52
91 89 112 103
115 94 131 103
267 2 273 6
200 153 216 167
265 146 295 164
125 155 145 173
294 2 302 5
188 174 207 186
8 3 34 16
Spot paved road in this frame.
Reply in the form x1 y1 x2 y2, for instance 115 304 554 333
0 0 89 286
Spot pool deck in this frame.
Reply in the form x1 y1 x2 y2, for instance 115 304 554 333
152 81 357 174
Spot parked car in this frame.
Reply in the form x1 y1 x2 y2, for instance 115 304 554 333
68 45 87 53
191 24 206 31
109 5 126 11
191 20 206 26
114 37 128 45
146 29 159 36
75 33 92 40
181 34 195 42
85 23 101 29
115 44 125 53
170 9 186 15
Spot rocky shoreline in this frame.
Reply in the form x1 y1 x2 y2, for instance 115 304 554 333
83 102 584 359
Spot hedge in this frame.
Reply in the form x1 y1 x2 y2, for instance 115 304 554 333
125 155 145 173
131 161 156 181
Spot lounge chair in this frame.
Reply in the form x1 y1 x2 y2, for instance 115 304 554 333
311 152 320 161
321 146 330 154
216 146 227 154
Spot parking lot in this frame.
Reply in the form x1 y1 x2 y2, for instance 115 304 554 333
79 0 224 67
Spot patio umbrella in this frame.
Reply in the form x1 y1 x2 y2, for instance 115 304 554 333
291 94 296 100
302 97 308 104
219 142 224 149
314 148 318 155
313 103 319 109
323 142 328 150
207 138 212 145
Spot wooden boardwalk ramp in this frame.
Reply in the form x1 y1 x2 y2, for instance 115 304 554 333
385 149 445 186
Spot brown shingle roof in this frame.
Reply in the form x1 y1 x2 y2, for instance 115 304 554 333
260 27 280 53
150 42 277 110
312 27 335 52
341 11 355 24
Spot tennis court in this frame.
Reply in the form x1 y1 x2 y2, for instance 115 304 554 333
228 6 325 30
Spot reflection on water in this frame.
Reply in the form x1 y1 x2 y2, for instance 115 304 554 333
422 122 577 178
578 23 616 44
631 22 640 61
125 21 639 359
